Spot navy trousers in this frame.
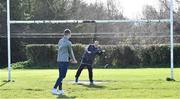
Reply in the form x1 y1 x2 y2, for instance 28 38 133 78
53 62 69 90
75 63 93 82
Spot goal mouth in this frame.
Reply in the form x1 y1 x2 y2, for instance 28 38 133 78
5 0 175 81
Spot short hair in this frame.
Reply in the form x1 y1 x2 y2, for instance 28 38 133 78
64 29 71 36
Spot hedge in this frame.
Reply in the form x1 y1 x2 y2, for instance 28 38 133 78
19 44 180 69
25 44 86 68
0 39 27 68
26 44 57 68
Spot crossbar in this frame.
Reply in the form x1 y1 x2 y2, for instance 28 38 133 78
10 19 170 24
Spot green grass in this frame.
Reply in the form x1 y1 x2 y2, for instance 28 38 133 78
0 68 180 99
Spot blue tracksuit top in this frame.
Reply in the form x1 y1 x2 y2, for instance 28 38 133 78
81 44 103 65
57 36 73 62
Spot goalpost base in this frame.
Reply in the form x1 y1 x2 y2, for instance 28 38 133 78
3 80 15 82
166 77 175 81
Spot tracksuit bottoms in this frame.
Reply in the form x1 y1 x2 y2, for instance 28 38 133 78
75 63 93 82
53 62 69 90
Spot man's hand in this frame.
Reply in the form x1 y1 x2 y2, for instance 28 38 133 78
70 59 77 64
87 51 91 54
102 50 106 53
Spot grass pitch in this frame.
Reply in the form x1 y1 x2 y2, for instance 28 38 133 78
0 68 180 98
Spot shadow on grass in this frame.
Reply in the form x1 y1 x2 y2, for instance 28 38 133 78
77 83 106 89
0 80 11 87
57 95 76 99
171 80 180 83
25 88 44 91
0 88 44 91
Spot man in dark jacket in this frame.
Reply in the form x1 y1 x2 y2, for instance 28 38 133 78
75 41 105 85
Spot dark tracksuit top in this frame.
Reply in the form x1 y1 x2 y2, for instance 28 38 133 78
75 44 103 82
81 44 103 66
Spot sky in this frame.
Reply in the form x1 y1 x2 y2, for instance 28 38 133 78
83 0 161 19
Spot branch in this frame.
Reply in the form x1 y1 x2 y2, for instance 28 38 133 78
46 0 57 19
159 0 180 16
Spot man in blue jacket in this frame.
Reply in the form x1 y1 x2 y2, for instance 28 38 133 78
52 29 77 95
75 41 105 85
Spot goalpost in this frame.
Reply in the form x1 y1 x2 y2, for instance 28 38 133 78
6 0 174 81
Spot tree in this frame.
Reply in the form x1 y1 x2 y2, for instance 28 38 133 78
0 0 6 34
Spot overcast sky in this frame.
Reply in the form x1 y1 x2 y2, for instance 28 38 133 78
83 0 161 19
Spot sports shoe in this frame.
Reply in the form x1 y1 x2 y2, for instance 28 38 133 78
75 77 78 83
59 90 65 95
51 88 61 95
90 81 94 85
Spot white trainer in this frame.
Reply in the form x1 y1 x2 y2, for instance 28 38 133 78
51 88 60 95
59 90 65 95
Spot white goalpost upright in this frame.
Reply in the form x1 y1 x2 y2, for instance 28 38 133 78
6 0 174 81
170 0 174 80
7 0 11 81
